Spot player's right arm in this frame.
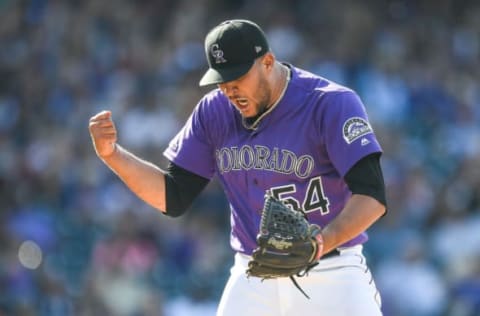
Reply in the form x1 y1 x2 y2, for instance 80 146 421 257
89 110 169 212
88 110 209 215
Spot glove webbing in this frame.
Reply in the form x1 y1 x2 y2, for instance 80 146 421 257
259 193 322 299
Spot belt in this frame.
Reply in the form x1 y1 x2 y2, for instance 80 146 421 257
321 248 340 259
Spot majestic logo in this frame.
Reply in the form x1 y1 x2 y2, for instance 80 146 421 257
210 43 227 64
215 145 315 179
342 117 373 144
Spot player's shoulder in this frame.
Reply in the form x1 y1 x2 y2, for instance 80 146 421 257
199 88 228 107
192 88 236 129
289 66 365 115
195 88 231 115
290 65 356 98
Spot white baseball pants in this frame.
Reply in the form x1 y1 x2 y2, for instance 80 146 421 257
216 245 382 316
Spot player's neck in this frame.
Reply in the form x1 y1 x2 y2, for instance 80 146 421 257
269 63 290 109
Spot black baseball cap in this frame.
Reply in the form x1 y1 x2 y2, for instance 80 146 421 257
199 19 269 86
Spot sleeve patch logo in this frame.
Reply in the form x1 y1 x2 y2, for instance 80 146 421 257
342 117 373 144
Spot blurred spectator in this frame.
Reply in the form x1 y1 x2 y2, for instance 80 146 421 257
448 255 480 316
376 233 448 316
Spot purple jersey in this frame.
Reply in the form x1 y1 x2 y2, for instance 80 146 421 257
164 65 382 255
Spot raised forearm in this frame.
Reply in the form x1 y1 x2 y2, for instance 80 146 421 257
89 110 167 212
102 144 167 212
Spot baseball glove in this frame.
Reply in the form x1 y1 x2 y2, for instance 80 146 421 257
246 191 324 287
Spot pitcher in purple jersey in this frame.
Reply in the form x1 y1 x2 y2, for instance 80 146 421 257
89 19 387 316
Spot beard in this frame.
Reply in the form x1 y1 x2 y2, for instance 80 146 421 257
252 75 272 117
243 76 273 127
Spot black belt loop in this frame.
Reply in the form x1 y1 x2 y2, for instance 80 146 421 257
321 248 340 259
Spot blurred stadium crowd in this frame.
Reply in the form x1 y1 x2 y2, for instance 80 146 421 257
0 0 479 315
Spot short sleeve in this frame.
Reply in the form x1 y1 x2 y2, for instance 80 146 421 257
321 90 382 177
163 103 216 180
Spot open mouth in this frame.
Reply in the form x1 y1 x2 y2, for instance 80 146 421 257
235 98 249 108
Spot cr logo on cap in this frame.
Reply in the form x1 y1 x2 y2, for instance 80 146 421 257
210 44 227 64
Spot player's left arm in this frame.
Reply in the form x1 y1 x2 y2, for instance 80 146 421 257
320 153 387 254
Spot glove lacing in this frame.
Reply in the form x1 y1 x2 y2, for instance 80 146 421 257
289 261 319 299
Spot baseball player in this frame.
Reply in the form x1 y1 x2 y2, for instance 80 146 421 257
89 19 387 316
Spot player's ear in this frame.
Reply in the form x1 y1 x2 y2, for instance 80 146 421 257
261 52 275 70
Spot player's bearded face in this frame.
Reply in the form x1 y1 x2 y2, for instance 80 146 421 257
219 61 272 118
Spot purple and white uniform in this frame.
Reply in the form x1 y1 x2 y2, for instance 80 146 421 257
164 65 382 255
165 65 383 315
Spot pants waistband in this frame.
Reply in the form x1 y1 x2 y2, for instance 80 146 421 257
238 245 362 263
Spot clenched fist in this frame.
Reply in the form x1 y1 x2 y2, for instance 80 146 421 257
88 110 117 158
